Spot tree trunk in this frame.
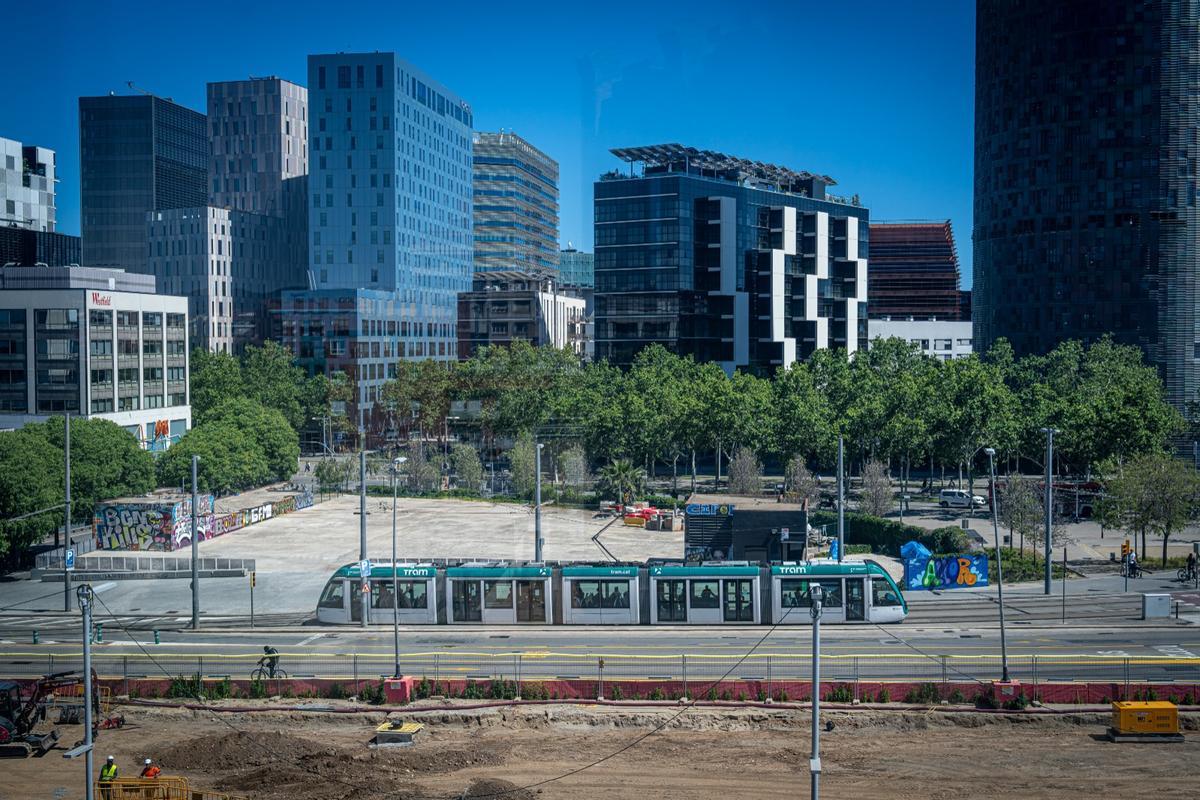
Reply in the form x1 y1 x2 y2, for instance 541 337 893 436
716 439 722 487
1162 530 1170 568
691 449 697 493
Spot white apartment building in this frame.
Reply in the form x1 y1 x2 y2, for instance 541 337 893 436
1 137 56 232
0 267 190 449
868 318 973 360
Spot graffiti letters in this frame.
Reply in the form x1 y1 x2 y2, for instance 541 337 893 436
96 491 316 551
906 553 989 591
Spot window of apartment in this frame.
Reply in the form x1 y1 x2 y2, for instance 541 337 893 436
956 338 972 346
90 368 113 385
166 313 185 329
337 65 350 89
168 392 187 407
166 340 185 356
90 397 114 414
118 396 140 411
145 394 164 409
118 367 139 384
90 340 113 356
143 340 162 356
934 339 952 351
89 310 112 327
142 312 162 328
36 309 78 329
118 339 139 356
167 367 186 382
143 367 163 382
116 311 137 327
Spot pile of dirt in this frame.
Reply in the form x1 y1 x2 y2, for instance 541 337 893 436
378 744 504 774
459 778 536 799
155 730 335 771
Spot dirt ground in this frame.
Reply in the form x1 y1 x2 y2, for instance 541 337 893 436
8 703 1200 800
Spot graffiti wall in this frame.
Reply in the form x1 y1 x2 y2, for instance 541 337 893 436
901 540 989 591
94 491 314 551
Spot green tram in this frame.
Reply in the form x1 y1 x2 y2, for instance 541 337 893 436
316 559 907 626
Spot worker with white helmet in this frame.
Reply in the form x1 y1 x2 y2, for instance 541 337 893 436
140 757 161 778
98 755 119 798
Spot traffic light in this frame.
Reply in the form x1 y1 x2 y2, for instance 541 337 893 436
1121 540 1130 559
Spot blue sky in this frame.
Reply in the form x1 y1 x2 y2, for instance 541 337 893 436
4 0 977 284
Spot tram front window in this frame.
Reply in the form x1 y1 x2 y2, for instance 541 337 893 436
872 578 902 607
318 579 346 610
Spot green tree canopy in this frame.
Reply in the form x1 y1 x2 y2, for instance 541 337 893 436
0 429 63 555
205 398 300 481
156 422 271 494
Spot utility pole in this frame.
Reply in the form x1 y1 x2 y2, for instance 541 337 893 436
390 456 406 677
534 441 545 561
77 583 95 800
359 406 369 629
63 412 72 612
985 448 1010 683
836 434 844 563
809 583 824 800
1040 427 1057 595
190 456 200 630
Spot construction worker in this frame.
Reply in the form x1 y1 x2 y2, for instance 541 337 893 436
99 755 119 798
140 758 161 778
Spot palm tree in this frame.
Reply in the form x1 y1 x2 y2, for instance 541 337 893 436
598 459 646 504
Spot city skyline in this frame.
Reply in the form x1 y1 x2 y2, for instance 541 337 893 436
1 0 976 282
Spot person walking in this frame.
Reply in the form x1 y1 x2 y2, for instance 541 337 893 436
98 755 119 798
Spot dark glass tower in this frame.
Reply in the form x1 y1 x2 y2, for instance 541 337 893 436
974 0 1200 409
79 95 207 272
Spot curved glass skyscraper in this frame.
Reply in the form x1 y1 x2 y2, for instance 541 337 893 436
974 0 1200 408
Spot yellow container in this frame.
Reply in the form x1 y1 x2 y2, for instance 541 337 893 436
1111 701 1178 734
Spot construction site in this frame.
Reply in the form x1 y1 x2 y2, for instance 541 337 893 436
3 700 1198 799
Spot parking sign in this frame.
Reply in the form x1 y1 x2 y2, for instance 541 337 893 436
64 549 76 571
360 559 371 578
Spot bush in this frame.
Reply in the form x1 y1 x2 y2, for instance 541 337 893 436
249 679 268 699
327 682 348 700
649 687 666 701
167 673 203 700
877 687 890 704
810 512 968 556
610 684 624 701
948 689 966 704
904 683 941 704
982 548 1068 582
826 684 854 702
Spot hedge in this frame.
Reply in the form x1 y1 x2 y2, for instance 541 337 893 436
809 511 969 556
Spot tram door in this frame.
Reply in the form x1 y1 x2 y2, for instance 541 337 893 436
723 579 755 622
349 581 362 622
656 580 687 622
516 580 546 622
453 581 483 622
845 579 865 621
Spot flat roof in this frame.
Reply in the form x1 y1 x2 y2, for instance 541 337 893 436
611 143 836 186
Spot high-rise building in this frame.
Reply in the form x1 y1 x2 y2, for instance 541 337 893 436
79 95 207 272
595 144 868 374
1 137 57 232
472 131 558 275
867 221 962 320
0 228 80 267
144 78 310 354
558 245 594 288
457 271 587 359
0 266 191 448
280 53 473 410
974 0 1200 408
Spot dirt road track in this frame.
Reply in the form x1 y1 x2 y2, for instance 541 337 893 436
7 704 1199 799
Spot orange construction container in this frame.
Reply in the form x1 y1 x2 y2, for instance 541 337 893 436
1111 701 1179 734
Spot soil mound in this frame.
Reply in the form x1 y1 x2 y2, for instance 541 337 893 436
459 778 536 799
156 730 334 771
379 745 503 774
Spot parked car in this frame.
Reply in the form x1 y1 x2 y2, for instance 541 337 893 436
939 488 985 509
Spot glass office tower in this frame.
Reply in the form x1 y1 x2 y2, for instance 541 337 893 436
472 131 559 275
79 95 207 272
974 0 1200 409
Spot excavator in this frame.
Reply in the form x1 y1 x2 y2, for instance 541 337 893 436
0 670 121 757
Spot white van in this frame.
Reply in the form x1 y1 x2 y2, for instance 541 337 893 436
939 488 985 509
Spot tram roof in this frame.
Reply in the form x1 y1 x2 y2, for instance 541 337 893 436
334 563 437 579
649 565 761 577
445 566 552 578
769 561 887 577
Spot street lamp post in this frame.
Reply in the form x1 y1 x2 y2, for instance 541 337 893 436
984 447 1011 683
809 582 825 800
63 412 72 612
359 407 368 629
1039 427 1058 595
836 434 844 563
390 456 407 677
534 442 545 561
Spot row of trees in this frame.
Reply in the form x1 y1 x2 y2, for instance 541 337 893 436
0 417 155 556
373 337 1181 489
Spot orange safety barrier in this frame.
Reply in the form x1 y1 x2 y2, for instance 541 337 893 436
94 777 247 800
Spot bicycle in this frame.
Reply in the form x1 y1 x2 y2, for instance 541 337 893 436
1178 566 1198 583
1121 562 1143 579
250 664 288 682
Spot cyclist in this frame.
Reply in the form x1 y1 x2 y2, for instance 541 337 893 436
258 645 280 678
1127 551 1140 578
1186 551 1197 581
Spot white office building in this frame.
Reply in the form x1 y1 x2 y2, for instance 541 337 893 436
868 318 973 360
0 267 191 448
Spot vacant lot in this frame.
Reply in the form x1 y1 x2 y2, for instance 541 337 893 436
9 703 1198 799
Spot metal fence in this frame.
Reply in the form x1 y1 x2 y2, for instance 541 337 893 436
4 650 1198 689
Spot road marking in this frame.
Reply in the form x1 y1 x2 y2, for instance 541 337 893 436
1096 650 1130 657
296 633 324 647
1154 645 1197 658
93 582 117 594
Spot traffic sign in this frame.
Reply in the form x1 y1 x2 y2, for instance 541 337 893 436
780 528 790 541
64 549 75 571
360 559 372 578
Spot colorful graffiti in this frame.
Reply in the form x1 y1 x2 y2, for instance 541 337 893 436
94 491 315 551
901 540 989 591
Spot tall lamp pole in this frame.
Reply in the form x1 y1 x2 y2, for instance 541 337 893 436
390 456 407 677
190 455 200 630
534 442 545 561
63 412 72 612
836 434 844 562
1039 427 1058 595
76 584 95 800
809 583 825 800
984 448 1011 683
359 406 369 629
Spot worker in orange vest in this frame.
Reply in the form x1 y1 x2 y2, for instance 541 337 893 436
140 758 161 778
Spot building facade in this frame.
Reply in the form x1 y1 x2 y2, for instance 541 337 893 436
0 227 80 267
0 266 190 448
147 207 293 352
1 137 56 232
456 271 587 359
79 95 207 272
868 221 962 320
974 0 1200 409
287 52 473 407
558 246 594 288
595 144 868 374
868 318 973 360
473 132 559 275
